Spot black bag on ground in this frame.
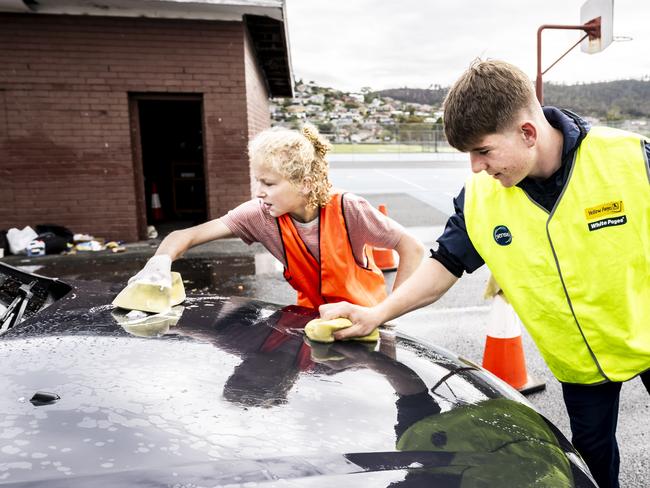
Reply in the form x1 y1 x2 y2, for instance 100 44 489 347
0 230 8 255
35 232 69 255
35 224 74 244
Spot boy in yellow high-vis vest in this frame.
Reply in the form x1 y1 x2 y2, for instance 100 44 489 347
320 59 650 488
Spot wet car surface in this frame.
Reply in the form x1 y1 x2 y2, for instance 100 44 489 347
0 263 597 487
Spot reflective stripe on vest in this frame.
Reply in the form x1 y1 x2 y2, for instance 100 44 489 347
278 193 387 309
465 126 650 383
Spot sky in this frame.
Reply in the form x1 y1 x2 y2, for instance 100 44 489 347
284 0 650 92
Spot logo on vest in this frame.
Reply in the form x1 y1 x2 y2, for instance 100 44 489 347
493 225 512 246
588 215 627 232
584 200 624 221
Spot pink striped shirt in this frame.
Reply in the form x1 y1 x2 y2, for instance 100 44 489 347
220 193 406 268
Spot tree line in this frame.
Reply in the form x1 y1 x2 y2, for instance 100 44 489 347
376 79 650 120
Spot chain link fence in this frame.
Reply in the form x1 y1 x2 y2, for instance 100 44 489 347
321 123 457 154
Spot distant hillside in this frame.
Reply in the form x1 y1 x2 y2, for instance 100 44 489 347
375 87 448 107
544 80 650 119
376 79 650 119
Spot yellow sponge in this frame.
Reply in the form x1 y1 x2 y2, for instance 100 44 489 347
111 306 183 337
304 317 379 343
112 272 186 313
169 272 186 306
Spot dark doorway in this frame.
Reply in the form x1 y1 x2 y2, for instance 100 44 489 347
136 97 207 234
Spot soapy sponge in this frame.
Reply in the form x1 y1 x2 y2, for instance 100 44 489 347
111 306 183 337
304 317 379 343
112 272 186 313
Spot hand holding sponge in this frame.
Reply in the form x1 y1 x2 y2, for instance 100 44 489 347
304 317 379 343
113 255 185 314
112 271 185 314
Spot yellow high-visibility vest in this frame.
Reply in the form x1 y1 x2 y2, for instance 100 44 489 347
465 126 650 384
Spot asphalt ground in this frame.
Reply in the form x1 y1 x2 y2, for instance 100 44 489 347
3 154 648 487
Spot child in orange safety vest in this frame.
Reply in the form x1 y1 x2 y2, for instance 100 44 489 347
125 124 424 309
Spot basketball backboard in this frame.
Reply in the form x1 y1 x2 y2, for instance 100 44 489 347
580 0 614 53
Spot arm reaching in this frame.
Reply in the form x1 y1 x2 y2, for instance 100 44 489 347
391 232 425 289
155 218 235 260
319 258 458 340
126 219 235 288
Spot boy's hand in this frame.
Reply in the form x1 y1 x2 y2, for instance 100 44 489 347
318 301 382 340
128 254 172 288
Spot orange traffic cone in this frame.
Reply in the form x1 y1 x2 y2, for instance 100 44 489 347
482 293 545 395
372 204 398 272
151 182 164 222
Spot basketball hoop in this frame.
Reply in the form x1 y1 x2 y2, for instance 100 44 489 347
535 0 614 103
580 0 613 53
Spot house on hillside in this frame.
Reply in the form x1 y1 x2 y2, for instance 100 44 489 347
308 94 325 105
0 0 293 241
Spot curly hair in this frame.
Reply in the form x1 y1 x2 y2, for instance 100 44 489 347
248 124 332 209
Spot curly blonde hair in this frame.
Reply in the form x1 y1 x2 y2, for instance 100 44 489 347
248 124 332 209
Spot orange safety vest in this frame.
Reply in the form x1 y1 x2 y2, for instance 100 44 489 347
277 193 388 309
260 309 315 371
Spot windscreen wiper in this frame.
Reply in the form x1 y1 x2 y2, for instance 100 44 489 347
0 280 36 335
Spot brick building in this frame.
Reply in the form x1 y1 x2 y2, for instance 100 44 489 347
0 0 293 241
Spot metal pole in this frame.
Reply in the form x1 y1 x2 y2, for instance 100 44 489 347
434 125 438 153
535 18 601 105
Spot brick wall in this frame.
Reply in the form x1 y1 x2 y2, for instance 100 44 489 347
243 28 272 195
0 12 267 241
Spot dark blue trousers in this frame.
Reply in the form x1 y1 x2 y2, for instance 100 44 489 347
562 371 650 488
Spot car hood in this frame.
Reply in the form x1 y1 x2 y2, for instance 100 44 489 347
0 280 591 487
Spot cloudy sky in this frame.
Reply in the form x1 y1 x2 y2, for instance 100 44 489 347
284 0 649 92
